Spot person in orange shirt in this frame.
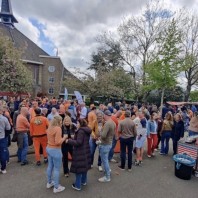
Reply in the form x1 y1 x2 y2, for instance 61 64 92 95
16 107 30 166
3 106 13 126
30 108 49 166
109 110 122 162
119 107 126 120
64 100 71 112
46 116 67 193
88 106 102 171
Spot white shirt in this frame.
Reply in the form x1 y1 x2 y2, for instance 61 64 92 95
80 107 87 119
0 115 11 139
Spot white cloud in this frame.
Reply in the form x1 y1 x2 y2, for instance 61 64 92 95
10 0 198 73
15 15 41 48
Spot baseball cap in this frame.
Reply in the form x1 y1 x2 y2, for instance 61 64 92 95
104 110 112 116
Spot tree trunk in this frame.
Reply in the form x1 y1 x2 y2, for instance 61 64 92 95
90 96 94 104
184 83 191 102
160 88 165 115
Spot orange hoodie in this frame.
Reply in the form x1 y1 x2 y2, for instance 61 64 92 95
30 116 49 137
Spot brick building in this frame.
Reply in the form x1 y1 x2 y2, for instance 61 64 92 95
0 0 77 98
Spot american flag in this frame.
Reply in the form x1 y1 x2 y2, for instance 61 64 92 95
178 143 198 160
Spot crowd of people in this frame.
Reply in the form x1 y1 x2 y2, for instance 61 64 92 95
0 96 198 193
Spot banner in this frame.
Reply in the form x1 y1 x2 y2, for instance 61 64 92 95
64 88 68 100
74 91 83 104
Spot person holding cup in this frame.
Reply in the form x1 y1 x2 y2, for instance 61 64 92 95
46 116 68 194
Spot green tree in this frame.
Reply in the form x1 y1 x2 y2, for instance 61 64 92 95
98 1 173 100
146 86 184 105
189 90 198 102
0 35 32 93
180 14 198 101
88 45 123 74
145 19 183 111
64 68 134 100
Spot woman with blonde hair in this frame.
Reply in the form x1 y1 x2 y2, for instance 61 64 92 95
62 111 73 177
46 116 67 194
160 112 174 155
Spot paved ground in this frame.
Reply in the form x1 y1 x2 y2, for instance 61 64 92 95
1 143 198 198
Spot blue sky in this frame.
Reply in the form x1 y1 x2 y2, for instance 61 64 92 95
29 18 55 56
11 0 198 70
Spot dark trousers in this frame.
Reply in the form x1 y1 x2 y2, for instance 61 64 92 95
172 136 179 155
120 137 134 169
108 136 117 161
157 133 161 148
0 138 8 171
61 143 73 174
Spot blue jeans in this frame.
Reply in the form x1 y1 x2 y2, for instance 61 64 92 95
89 137 101 166
161 131 171 154
0 138 8 171
5 137 9 162
75 172 87 189
46 147 62 188
99 144 111 179
17 133 28 162
188 130 198 137
108 136 117 161
120 137 134 169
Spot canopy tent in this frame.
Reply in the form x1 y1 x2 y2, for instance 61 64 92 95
167 101 198 106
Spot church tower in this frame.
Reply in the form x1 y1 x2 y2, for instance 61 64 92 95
0 0 18 26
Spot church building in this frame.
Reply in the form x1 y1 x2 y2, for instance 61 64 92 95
0 0 76 98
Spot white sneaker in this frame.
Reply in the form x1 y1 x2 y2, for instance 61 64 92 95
98 166 103 172
110 159 117 163
98 176 111 182
53 185 65 193
1 169 7 174
151 153 155 157
46 181 54 189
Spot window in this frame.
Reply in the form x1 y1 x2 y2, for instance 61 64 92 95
48 88 54 95
49 77 55 83
48 66 55 73
34 66 39 85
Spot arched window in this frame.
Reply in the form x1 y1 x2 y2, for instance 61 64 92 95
48 88 54 95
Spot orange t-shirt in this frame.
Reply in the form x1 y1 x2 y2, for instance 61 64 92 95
4 111 13 126
88 111 97 130
16 114 30 132
64 102 71 111
111 115 119 131
30 116 49 137
88 111 98 138
29 108 36 119
47 126 65 149
120 111 126 120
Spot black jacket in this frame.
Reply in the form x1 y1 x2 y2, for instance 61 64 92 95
68 127 91 174
172 120 184 140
